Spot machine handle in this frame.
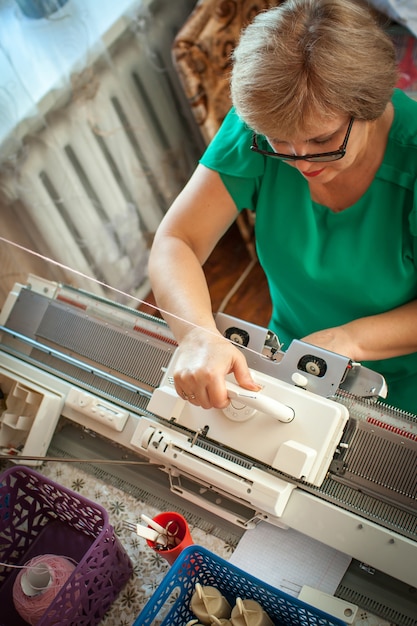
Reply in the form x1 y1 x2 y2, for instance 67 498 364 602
226 381 294 423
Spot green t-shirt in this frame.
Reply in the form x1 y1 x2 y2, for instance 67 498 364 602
200 89 417 413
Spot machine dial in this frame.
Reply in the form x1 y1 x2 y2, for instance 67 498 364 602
297 354 327 377
223 327 250 347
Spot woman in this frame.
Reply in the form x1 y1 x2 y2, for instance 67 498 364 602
149 0 417 413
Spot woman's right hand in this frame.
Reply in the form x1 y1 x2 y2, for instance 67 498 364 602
148 165 259 409
173 326 261 410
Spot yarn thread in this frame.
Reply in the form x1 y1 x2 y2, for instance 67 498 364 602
12 554 76 625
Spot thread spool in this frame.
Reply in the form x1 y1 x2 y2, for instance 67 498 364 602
210 617 233 625
13 554 76 625
230 598 274 626
185 620 232 626
190 583 231 625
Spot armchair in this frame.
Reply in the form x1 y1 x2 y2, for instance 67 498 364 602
172 0 283 259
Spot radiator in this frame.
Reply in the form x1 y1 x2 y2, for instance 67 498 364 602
0 0 202 302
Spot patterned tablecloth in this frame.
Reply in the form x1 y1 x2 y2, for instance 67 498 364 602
38 463 234 626
36 463 393 626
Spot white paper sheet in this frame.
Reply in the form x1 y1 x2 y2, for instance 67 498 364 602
229 522 352 597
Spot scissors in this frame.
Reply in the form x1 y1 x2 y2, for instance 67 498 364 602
141 514 181 549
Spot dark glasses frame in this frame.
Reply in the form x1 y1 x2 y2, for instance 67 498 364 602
250 117 355 163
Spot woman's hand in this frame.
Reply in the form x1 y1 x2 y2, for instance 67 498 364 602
148 165 259 410
301 326 354 360
173 327 261 410
302 300 417 363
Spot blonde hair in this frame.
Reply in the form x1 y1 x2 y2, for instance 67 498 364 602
231 0 398 136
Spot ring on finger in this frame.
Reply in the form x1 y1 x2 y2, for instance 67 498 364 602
189 393 196 400
181 391 189 400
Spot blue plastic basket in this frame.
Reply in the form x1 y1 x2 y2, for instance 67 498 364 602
133 545 346 626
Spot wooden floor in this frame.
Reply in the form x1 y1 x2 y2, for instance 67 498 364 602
140 222 272 329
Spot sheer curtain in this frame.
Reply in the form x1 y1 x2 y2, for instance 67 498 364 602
0 0 201 307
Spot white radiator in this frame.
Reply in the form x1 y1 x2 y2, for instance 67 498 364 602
1 0 201 303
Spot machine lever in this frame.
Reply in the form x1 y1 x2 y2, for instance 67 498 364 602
225 381 294 423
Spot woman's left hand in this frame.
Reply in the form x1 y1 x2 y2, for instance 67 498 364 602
302 300 417 363
301 326 354 360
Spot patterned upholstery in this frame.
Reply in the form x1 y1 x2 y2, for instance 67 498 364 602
172 0 283 257
171 1 412 144
172 0 283 144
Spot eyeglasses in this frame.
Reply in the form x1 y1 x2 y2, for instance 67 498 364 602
250 117 355 163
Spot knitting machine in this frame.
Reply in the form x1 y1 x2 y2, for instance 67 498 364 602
0 275 416 621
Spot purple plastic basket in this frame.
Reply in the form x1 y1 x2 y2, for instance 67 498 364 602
0 465 132 626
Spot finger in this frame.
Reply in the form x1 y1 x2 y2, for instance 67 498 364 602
178 388 196 402
176 384 200 405
232 354 262 391
202 374 230 410
174 369 208 407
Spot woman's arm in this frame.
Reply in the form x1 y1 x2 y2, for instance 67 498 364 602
303 298 417 362
148 164 260 409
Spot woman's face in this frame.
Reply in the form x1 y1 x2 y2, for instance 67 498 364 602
266 114 366 183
